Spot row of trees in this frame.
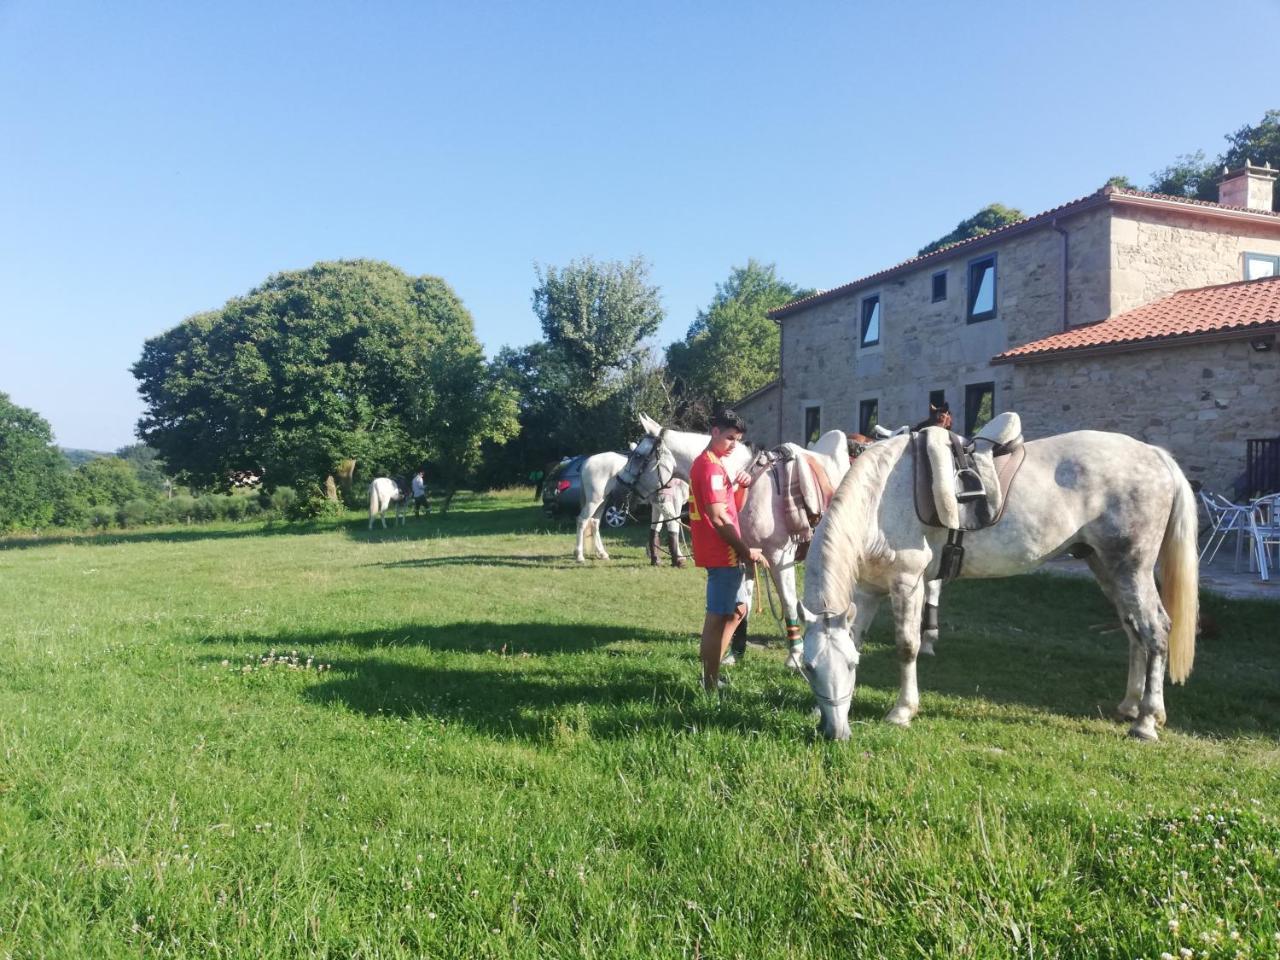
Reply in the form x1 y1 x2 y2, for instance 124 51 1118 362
0 391 303 532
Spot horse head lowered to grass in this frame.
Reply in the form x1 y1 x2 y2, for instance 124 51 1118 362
800 425 1198 742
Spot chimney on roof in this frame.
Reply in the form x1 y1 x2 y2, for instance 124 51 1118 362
1216 161 1277 211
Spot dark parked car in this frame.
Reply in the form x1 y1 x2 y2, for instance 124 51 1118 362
541 455 633 527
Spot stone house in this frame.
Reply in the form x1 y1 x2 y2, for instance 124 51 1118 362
753 164 1280 494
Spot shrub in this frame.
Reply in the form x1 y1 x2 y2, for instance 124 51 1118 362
118 498 156 527
192 497 219 523
167 495 198 524
268 487 298 517
88 506 116 529
220 496 247 521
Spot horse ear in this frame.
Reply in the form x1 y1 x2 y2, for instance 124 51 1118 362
638 412 661 436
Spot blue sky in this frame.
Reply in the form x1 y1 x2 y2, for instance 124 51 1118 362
2 0 1277 450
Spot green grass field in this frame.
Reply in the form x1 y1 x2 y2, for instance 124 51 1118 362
2 489 1278 959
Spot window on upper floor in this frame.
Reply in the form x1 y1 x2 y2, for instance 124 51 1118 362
1245 252 1280 280
859 399 879 436
804 405 822 445
860 295 881 347
931 271 947 303
964 382 994 435
967 255 997 323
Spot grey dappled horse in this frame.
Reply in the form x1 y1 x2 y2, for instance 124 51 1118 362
800 430 1198 742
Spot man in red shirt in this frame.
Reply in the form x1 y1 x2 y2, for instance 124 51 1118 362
688 409 766 691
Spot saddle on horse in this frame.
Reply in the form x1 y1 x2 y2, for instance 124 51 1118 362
912 412 1026 580
749 445 836 549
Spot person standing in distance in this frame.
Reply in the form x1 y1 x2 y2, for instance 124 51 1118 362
688 408 766 691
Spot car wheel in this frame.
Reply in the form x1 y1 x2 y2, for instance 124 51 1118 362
603 505 629 528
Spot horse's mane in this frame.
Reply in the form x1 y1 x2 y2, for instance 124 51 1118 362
807 436 906 613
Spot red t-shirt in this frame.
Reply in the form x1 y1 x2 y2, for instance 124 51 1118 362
689 448 740 568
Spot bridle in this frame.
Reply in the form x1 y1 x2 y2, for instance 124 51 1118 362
802 609 856 710
617 430 675 500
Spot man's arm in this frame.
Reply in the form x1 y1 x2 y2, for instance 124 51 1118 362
705 501 766 566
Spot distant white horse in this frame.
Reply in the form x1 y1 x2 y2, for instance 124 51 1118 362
622 413 849 668
368 477 408 529
800 429 1198 742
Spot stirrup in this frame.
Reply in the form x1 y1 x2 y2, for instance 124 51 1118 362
954 467 985 502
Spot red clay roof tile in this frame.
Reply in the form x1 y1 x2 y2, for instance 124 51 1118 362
993 276 1280 362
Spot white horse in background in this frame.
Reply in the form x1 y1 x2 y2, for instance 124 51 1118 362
573 449 692 564
623 413 850 668
368 476 409 529
800 429 1198 742
574 452 630 562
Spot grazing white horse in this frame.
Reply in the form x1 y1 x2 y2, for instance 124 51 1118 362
623 413 850 668
800 430 1198 742
368 477 408 529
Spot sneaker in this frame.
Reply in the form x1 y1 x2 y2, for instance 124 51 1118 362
720 652 737 667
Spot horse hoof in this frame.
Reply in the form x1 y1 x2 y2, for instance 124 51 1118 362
1126 718 1159 742
785 650 804 672
884 708 915 727
919 642 935 657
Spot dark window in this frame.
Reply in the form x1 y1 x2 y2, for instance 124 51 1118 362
1245 252 1280 280
967 255 996 322
859 399 879 436
804 406 821 445
929 389 946 410
931 271 947 302
964 382 994 435
860 295 881 347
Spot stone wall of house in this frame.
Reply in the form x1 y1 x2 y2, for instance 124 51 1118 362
779 206 1111 442
1110 207 1280 314
1010 338 1280 494
733 382 781 448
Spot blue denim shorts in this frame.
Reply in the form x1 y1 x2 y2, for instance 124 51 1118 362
705 565 750 616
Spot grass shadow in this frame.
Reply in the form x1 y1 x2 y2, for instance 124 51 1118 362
852 575 1280 740
195 620 812 741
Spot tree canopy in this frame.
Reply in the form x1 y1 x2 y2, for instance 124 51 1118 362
1149 109 1280 210
917 204 1026 257
666 260 809 427
133 259 518 498
0 392 69 531
532 256 663 405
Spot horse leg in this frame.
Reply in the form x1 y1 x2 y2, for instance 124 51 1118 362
766 546 805 670
1117 577 1171 741
885 576 925 727
851 587 882 652
592 512 609 560
919 579 942 656
574 503 595 563
1085 555 1149 724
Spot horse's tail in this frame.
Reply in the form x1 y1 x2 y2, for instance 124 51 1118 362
368 482 380 517
1154 448 1198 684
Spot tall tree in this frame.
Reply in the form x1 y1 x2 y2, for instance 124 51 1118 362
0 392 70 531
666 260 809 427
532 256 664 405
917 204 1025 257
133 259 518 499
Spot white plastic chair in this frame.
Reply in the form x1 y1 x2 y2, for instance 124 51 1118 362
1249 493 1280 581
1198 490 1255 569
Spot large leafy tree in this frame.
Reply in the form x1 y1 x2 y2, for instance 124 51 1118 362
1149 110 1280 210
917 204 1025 257
666 260 809 427
0 392 70 531
532 256 664 406
133 259 517 498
